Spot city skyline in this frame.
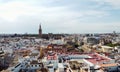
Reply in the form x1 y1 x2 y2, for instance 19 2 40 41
0 0 120 34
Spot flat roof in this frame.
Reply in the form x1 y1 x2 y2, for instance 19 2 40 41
100 63 118 67
101 46 113 49
58 63 64 68
83 59 94 66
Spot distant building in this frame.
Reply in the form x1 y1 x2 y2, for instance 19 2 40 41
38 24 64 39
83 37 99 45
46 51 58 72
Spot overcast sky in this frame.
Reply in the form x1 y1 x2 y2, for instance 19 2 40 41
0 0 120 34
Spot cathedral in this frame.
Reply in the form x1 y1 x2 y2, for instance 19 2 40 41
38 24 65 39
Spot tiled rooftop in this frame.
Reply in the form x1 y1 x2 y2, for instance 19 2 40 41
87 53 110 64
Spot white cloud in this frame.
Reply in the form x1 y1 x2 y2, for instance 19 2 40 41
0 0 119 33
82 10 109 18
0 1 31 21
0 0 108 21
0 1 74 21
92 0 120 9
105 0 120 8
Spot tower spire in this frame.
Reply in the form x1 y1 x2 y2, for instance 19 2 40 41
39 23 41 29
39 23 42 38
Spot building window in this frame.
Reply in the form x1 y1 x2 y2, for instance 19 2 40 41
39 65 41 67
31 65 33 67
35 65 37 67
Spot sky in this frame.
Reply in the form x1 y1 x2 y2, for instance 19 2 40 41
0 0 120 34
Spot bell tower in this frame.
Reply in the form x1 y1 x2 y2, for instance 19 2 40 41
39 24 42 38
